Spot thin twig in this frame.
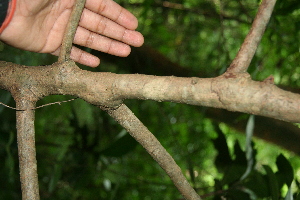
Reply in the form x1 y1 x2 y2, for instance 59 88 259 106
226 0 277 73
58 0 86 62
0 98 78 111
100 104 201 200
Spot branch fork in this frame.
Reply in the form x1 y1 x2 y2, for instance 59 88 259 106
226 0 277 74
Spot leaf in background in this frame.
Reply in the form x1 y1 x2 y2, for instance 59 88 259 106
212 125 232 173
244 171 269 198
233 141 247 166
263 165 279 200
276 154 294 187
213 126 250 186
221 163 246 186
220 141 248 185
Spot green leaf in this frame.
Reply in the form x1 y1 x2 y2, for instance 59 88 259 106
276 154 294 187
212 125 232 173
233 141 247 166
221 164 247 186
219 142 248 185
244 171 269 198
263 165 279 200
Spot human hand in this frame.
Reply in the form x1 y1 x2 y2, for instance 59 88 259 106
0 0 144 67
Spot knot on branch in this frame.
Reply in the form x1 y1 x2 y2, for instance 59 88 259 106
212 72 253 110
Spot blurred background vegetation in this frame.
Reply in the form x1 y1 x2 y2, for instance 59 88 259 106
0 0 300 199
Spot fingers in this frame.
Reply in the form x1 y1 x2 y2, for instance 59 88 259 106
79 8 144 47
52 46 100 67
69 47 100 67
85 0 138 30
52 0 144 68
74 26 135 57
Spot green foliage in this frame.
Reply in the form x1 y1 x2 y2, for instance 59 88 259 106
213 129 297 200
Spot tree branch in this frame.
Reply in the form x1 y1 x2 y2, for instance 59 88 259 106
109 73 300 123
226 0 277 73
100 104 201 200
97 46 300 155
15 98 39 200
58 0 86 62
0 61 299 123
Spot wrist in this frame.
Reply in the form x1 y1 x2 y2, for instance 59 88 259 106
0 0 17 34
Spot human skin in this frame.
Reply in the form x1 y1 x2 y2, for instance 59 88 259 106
0 0 144 67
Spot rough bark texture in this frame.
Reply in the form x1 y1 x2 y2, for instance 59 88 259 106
15 99 39 200
1 60 298 123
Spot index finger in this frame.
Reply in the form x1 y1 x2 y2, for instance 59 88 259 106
85 0 139 30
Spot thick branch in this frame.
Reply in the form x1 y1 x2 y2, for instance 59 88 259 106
58 0 86 62
100 104 201 200
111 73 300 123
227 0 277 73
0 61 299 123
97 46 300 155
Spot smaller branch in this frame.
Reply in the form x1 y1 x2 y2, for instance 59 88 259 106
15 99 40 200
58 0 86 62
100 104 201 200
226 0 277 73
